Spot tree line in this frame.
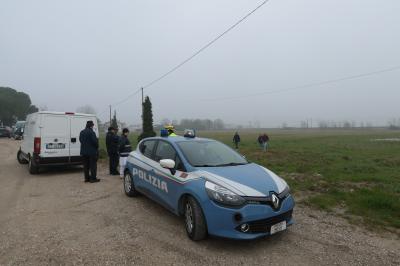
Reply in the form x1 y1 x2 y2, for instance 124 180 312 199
160 118 225 131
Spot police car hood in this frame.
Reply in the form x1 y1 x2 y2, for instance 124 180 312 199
197 163 288 197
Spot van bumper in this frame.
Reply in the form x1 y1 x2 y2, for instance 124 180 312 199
33 154 83 166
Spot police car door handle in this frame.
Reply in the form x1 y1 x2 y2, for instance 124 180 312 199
71 138 77 143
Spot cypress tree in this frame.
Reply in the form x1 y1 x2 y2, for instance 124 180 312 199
111 110 118 129
138 96 156 141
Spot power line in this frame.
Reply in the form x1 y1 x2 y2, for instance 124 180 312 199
201 65 400 102
98 0 270 117
97 88 142 116
142 0 270 90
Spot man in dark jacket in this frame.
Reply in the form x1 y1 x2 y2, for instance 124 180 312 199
118 128 132 178
106 126 120 175
79 121 100 183
233 132 240 149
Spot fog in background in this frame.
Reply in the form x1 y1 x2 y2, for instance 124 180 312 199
1 0 399 128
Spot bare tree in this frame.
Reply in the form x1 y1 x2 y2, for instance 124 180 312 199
76 105 96 115
39 105 48 111
160 118 171 126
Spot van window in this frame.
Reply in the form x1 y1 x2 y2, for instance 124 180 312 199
140 140 157 159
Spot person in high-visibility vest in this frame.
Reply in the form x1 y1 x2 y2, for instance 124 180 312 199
165 125 177 136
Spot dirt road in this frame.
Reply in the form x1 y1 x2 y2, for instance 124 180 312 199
0 138 399 265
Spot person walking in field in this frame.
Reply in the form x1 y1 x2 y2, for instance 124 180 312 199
79 121 100 183
262 133 270 152
106 126 120 175
118 128 132 179
233 132 241 149
257 134 263 148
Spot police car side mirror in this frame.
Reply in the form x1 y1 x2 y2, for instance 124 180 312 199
160 159 176 175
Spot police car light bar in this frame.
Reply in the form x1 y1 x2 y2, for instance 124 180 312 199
184 129 196 138
160 129 169 137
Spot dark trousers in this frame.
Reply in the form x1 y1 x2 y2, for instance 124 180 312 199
83 155 97 181
109 153 119 174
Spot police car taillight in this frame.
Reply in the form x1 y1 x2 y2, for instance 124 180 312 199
184 129 196 138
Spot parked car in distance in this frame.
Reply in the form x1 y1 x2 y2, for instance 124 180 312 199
17 111 99 174
0 126 11 138
12 121 25 140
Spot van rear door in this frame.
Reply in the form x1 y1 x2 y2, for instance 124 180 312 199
41 115 70 158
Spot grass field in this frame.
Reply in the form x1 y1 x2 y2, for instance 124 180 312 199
99 128 400 231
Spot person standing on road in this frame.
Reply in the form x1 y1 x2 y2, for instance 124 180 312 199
119 128 132 179
79 121 100 183
233 132 241 149
165 125 177 137
106 126 120 175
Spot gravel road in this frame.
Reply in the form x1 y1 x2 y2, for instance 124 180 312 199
0 138 399 265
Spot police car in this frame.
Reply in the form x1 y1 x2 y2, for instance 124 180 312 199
123 130 295 241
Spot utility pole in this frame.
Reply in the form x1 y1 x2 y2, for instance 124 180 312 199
141 87 144 115
140 87 144 131
109 105 112 126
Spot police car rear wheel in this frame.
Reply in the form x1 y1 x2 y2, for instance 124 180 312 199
124 171 138 197
184 197 207 241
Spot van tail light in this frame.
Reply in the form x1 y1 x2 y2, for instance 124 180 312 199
34 137 41 154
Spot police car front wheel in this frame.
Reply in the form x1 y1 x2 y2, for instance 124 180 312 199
184 196 207 241
124 171 139 197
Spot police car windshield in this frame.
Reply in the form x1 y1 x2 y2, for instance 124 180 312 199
177 140 248 167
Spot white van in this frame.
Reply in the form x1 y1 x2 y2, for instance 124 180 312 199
17 111 99 174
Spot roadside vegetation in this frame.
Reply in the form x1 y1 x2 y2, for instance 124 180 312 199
99 128 400 231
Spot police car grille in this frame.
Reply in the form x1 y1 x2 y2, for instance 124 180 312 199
242 210 293 234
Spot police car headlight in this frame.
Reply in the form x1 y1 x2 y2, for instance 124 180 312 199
205 181 245 207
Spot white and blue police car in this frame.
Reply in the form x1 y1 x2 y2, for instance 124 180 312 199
123 130 295 241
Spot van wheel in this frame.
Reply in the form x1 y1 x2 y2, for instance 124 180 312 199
29 157 39 175
184 196 208 241
17 150 28 164
124 170 139 197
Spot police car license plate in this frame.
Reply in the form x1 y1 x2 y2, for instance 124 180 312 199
46 143 66 149
270 221 287 235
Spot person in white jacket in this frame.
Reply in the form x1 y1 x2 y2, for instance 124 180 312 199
118 128 132 178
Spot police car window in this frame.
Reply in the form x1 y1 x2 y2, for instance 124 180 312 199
177 140 248 167
141 140 157 159
175 156 185 172
154 141 176 162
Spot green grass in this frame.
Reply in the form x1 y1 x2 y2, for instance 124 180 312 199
99 128 400 230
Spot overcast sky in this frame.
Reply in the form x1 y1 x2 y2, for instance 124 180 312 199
1 0 399 127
